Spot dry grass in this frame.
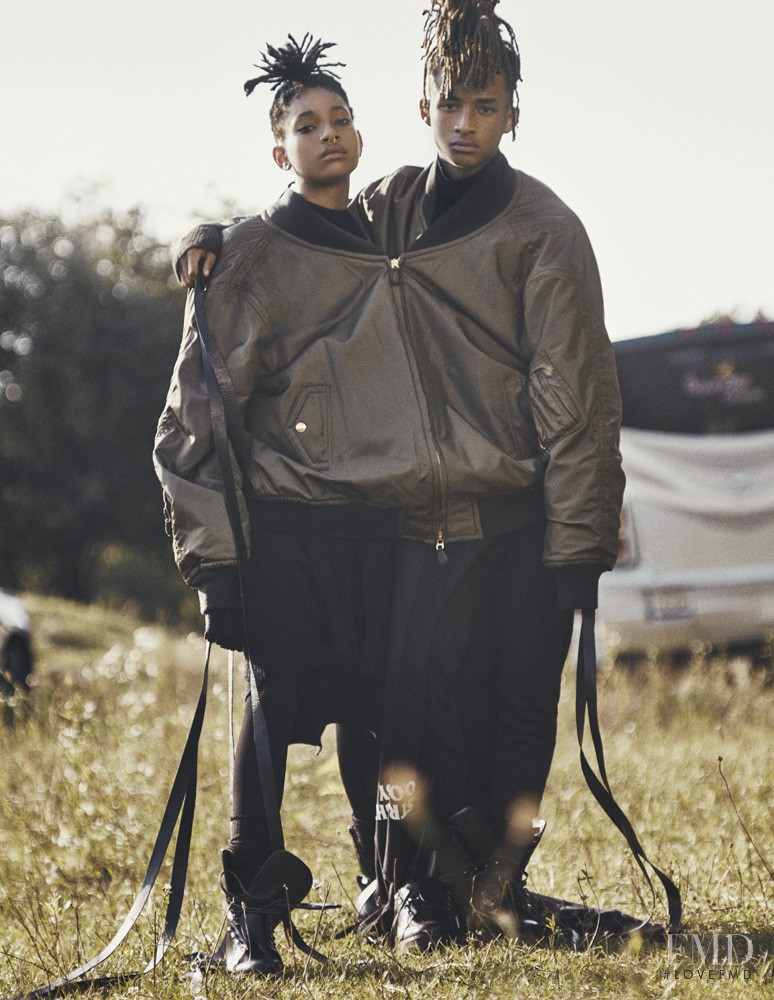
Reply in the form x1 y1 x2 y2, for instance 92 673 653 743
0 595 771 999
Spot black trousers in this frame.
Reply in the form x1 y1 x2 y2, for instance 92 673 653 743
428 522 574 824
375 522 574 890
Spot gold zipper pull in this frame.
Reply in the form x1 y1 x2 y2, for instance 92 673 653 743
436 528 449 565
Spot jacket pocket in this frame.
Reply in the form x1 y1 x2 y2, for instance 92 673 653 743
528 360 582 449
286 383 331 470
503 373 540 459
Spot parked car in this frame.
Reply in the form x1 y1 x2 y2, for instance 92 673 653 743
598 320 774 661
0 589 33 693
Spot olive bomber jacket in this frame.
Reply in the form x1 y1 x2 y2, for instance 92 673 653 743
156 154 625 611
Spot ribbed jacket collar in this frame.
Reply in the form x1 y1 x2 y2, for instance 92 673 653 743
408 152 518 252
262 188 380 255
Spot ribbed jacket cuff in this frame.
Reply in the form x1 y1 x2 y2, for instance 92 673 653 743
173 223 225 280
554 564 605 611
190 567 240 614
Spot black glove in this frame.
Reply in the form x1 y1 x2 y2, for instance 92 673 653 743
204 607 245 652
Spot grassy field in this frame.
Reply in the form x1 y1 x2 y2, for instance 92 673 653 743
1 594 772 999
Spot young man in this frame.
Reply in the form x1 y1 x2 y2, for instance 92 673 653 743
173 0 626 953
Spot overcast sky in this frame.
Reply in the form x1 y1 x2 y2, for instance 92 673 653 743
5 0 773 340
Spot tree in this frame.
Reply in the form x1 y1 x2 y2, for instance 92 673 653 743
0 206 193 619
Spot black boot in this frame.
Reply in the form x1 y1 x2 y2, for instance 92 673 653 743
468 818 548 939
220 848 313 975
221 850 284 975
446 805 499 872
348 817 376 890
530 896 667 946
392 878 463 955
349 817 387 936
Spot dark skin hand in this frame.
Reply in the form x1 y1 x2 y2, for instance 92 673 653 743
179 248 217 288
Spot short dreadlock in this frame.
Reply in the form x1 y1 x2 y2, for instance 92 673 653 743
244 33 352 140
422 0 522 137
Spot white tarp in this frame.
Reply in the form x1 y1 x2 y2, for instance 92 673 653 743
620 427 774 521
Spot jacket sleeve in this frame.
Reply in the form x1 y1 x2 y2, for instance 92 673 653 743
153 280 262 608
522 216 625 605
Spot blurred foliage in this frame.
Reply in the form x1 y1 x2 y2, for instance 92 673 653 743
0 206 196 623
699 309 771 325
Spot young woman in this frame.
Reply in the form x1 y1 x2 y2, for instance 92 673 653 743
156 35 405 974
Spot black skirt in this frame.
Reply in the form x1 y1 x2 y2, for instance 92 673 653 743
245 525 400 744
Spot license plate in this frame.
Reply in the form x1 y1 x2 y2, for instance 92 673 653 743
645 590 695 621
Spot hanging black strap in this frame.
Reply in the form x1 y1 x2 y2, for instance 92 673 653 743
576 609 682 931
9 648 212 1000
191 268 284 855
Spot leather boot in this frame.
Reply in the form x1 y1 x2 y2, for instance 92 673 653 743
468 818 548 939
220 849 296 975
392 877 463 955
348 816 376 889
447 805 499 872
348 817 383 935
441 805 500 922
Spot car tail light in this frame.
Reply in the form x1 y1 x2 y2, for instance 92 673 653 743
616 501 639 568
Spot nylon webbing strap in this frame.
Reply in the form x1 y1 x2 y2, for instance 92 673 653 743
576 609 682 931
192 269 284 855
9 649 212 1000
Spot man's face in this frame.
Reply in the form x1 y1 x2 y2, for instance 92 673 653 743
273 87 361 188
420 74 513 180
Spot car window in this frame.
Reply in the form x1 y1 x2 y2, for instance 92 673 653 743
614 320 774 434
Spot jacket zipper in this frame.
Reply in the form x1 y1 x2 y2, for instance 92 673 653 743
436 527 448 565
389 257 448 561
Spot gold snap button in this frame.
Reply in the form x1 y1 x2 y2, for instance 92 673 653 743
295 421 307 434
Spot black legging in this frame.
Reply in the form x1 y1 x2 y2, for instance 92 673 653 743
336 724 379 823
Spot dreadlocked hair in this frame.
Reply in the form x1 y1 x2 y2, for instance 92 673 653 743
422 0 522 137
243 33 352 139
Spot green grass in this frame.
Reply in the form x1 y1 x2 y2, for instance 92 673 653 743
1 594 772 998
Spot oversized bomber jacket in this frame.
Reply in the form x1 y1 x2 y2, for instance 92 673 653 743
155 152 625 610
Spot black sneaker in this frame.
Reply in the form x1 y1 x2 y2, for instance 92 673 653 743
392 878 462 955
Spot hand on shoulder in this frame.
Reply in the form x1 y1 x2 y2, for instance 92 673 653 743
179 249 217 289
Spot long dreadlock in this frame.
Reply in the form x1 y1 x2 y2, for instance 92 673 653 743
422 0 522 136
243 33 351 139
